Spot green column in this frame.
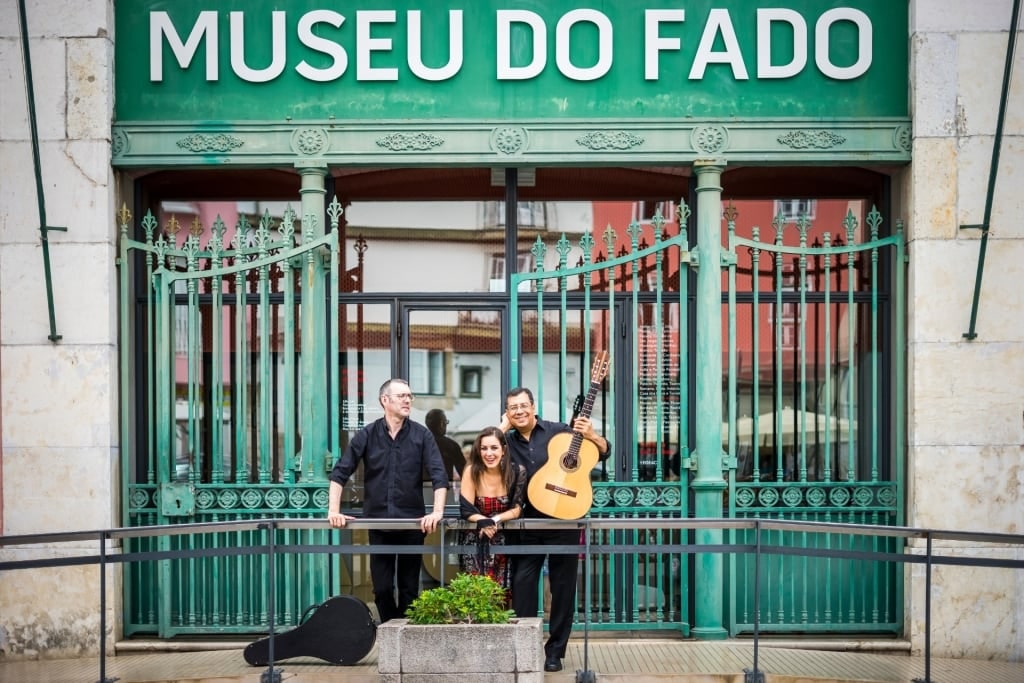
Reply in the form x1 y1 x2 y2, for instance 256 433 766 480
691 159 728 640
298 163 329 479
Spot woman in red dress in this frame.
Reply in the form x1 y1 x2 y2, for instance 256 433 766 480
458 426 526 597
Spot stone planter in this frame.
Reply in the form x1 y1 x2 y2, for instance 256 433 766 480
377 617 544 682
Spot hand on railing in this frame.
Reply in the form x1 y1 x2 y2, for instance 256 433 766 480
327 511 356 529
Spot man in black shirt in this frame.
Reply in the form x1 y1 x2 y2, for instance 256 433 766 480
425 408 466 482
328 379 449 623
501 387 609 673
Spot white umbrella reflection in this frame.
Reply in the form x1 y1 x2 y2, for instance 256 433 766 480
723 407 854 448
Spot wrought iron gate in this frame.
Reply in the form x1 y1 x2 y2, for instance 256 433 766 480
118 201 343 636
510 206 694 632
117 193 904 637
724 204 905 634
509 201 906 635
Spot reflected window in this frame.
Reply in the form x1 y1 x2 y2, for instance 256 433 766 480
460 366 483 398
410 350 444 396
774 199 816 222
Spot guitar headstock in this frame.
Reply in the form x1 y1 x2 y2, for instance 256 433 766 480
590 350 610 383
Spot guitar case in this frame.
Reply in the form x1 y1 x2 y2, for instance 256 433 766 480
243 594 376 666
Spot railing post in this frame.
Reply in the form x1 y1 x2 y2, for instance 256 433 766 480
912 532 934 683
578 519 595 683
744 520 764 683
96 531 114 683
261 520 282 683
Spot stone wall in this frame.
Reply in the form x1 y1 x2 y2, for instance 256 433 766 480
906 0 1024 660
0 0 118 659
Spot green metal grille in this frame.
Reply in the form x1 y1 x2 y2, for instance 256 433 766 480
725 205 906 634
118 201 342 635
511 205 693 633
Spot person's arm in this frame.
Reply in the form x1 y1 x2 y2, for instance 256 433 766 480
501 464 527 521
327 480 355 528
457 469 500 538
327 437 360 528
573 416 609 456
421 486 446 533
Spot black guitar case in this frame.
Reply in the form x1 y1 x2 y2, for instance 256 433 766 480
243 594 376 666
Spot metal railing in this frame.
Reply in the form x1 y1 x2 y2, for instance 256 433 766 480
2 518 1023 683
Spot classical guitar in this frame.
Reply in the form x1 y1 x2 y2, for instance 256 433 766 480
527 351 610 520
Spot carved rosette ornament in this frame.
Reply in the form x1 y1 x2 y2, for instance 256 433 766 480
112 129 129 156
777 130 846 149
691 125 728 154
491 126 528 155
576 131 644 150
176 133 244 153
291 127 330 155
375 132 445 151
893 125 912 152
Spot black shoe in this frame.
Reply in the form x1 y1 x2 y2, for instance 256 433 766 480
544 654 562 672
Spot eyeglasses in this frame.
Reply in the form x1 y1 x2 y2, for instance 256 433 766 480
506 402 532 413
389 393 415 402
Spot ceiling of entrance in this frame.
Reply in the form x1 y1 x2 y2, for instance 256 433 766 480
138 164 894 205
139 166 692 203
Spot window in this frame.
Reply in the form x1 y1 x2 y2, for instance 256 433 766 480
489 252 535 292
773 199 816 222
409 350 444 395
484 200 547 228
460 366 483 398
634 200 670 223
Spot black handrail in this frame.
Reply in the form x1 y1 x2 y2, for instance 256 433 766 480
3 517 1023 683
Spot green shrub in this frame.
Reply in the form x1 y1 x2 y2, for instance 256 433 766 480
405 573 515 625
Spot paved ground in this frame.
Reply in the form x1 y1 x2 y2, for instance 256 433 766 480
1 638 1022 683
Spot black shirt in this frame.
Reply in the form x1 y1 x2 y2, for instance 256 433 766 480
330 417 449 519
505 418 610 519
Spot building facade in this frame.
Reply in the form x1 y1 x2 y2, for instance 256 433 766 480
1 0 1022 662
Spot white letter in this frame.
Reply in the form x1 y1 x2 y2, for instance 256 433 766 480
150 11 218 82
230 11 286 83
815 8 872 80
408 10 463 81
644 10 685 80
556 10 613 81
757 9 806 78
357 10 398 81
689 9 748 80
496 10 546 80
296 10 348 82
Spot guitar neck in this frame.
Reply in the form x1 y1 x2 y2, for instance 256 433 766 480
576 380 600 422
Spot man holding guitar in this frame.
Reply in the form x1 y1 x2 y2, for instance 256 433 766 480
500 361 610 673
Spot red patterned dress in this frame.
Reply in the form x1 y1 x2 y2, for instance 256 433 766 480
459 494 512 594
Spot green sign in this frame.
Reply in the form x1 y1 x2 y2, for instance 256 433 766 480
114 0 908 122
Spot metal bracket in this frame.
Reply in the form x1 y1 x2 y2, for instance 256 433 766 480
260 667 283 683
575 669 597 683
743 668 765 683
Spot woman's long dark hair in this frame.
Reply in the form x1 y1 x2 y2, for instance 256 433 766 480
467 426 513 495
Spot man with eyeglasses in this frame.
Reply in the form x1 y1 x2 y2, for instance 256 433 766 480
328 379 449 623
501 387 609 673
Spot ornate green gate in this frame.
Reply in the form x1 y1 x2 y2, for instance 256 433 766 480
117 190 904 637
510 205 694 632
118 200 343 635
509 200 906 635
724 205 906 634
